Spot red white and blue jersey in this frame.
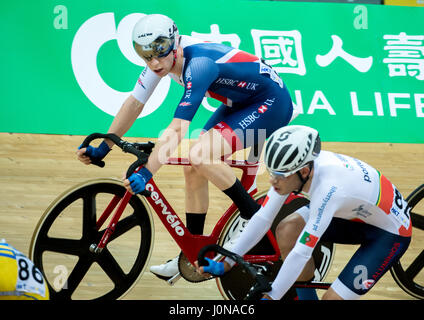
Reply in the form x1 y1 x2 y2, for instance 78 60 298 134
133 35 290 117
132 35 293 152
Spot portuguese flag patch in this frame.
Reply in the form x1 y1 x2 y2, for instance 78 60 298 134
299 231 318 248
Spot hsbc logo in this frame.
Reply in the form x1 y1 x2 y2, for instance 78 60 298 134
258 105 268 113
239 81 259 90
215 78 259 90
238 111 259 129
216 77 237 86
186 82 192 89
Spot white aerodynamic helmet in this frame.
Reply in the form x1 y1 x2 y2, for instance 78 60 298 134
265 125 321 177
132 14 179 61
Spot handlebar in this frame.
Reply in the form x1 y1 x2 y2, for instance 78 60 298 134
198 244 272 300
81 133 155 197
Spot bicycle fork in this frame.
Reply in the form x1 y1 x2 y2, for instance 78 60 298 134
89 191 133 254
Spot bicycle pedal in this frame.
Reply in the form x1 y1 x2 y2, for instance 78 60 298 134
167 272 182 286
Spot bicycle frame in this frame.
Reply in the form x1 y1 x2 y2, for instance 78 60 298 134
92 156 284 265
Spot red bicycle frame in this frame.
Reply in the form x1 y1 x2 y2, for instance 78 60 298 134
93 156 299 265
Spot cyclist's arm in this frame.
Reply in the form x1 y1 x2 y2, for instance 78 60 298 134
105 95 145 148
267 185 340 300
105 67 161 148
173 57 218 122
144 118 190 175
225 187 289 266
145 57 218 174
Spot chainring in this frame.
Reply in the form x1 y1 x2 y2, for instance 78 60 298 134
178 252 215 283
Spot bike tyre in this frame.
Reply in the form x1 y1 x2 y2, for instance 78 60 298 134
29 178 154 300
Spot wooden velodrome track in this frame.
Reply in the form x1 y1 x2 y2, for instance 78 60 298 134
0 132 423 300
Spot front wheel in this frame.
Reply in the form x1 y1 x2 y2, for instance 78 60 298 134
29 178 154 300
216 192 335 300
390 184 424 300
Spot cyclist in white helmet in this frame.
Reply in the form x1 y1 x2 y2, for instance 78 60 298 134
197 125 411 300
77 14 295 281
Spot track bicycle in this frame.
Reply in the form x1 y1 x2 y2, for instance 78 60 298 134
29 133 335 300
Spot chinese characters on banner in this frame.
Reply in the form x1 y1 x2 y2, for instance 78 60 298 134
251 29 306 75
383 32 424 80
193 26 424 81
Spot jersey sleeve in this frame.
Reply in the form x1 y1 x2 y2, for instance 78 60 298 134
266 183 342 299
131 67 161 104
173 57 219 121
293 183 340 258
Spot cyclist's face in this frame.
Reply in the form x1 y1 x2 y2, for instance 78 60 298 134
269 172 298 195
269 167 312 195
143 51 174 77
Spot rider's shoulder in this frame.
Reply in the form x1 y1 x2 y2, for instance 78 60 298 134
310 151 347 194
181 35 234 58
180 35 205 48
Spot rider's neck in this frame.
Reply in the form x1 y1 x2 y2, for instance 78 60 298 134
170 46 184 77
301 167 314 194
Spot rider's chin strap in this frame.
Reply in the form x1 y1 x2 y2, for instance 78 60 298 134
293 162 313 195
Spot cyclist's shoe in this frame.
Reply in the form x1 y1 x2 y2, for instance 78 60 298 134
223 217 249 251
150 256 179 281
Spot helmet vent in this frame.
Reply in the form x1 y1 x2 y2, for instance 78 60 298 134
275 144 292 168
283 146 298 167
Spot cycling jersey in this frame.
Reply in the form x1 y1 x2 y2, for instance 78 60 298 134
228 151 411 299
0 241 49 300
132 36 293 152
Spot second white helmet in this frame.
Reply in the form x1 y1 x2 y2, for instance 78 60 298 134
265 125 321 177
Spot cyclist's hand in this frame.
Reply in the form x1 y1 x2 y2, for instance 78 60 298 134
77 140 110 165
123 167 153 195
195 258 225 277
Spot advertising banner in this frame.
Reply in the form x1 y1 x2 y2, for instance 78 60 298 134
1 0 423 142
385 0 424 7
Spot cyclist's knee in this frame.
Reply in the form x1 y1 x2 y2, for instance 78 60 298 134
184 165 197 177
275 213 305 257
184 166 207 186
188 142 215 168
188 131 232 167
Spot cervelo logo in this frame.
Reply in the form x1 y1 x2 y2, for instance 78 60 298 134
71 13 171 118
146 183 185 236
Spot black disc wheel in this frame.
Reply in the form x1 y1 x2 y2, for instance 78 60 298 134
29 179 154 300
390 184 424 299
